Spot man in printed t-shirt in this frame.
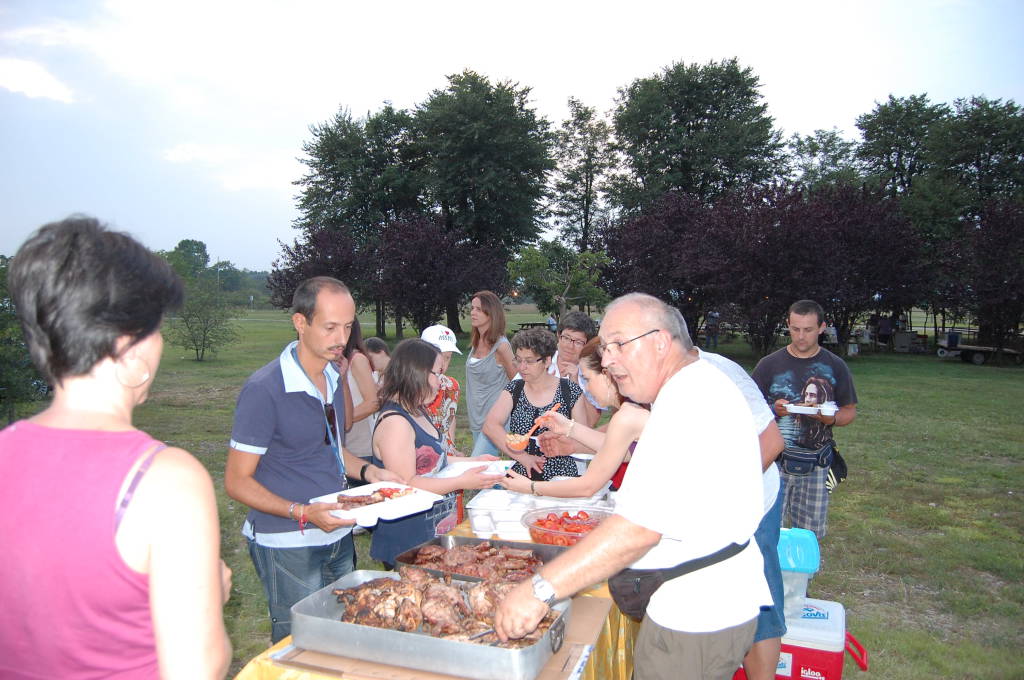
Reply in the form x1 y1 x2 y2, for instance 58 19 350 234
752 299 857 539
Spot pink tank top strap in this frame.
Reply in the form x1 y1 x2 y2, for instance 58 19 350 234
114 442 167 530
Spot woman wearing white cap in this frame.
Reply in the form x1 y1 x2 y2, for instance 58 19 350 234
420 324 464 456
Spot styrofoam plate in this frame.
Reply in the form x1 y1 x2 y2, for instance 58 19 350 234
430 459 514 479
310 483 443 527
785 403 838 416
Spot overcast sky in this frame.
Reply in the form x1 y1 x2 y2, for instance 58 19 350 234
2 0 1022 270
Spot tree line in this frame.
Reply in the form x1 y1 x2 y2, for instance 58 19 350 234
264 60 1022 356
158 239 273 360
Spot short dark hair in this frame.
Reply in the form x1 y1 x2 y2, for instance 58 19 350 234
558 311 597 340
8 215 183 384
511 327 557 359
364 337 390 355
377 338 439 411
292 276 349 323
789 299 825 325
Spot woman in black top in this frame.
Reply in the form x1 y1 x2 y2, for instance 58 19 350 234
482 328 589 481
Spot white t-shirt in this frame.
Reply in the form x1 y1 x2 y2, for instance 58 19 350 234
614 359 770 632
698 349 780 514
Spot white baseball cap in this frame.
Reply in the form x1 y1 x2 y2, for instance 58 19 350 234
420 325 462 354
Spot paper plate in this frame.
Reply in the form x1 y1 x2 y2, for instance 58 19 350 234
310 483 443 527
431 459 515 479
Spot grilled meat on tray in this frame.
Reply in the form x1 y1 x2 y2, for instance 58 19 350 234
332 566 554 646
411 541 543 581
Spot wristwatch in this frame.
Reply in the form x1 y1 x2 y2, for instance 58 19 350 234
531 573 557 606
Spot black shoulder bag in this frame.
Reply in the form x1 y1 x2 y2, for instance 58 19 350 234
607 539 749 620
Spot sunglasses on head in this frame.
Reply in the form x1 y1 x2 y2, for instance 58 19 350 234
323 403 335 445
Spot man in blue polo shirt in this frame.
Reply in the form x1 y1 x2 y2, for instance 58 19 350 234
225 276 401 642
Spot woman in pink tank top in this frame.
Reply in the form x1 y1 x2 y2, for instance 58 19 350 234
0 217 232 679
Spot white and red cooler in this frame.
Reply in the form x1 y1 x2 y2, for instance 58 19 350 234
777 598 867 679
733 598 868 680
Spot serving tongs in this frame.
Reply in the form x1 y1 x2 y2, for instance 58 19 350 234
468 627 496 641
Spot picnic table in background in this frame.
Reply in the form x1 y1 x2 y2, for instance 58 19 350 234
518 322 552 330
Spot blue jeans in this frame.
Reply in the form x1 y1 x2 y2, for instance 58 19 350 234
248 534 356 643
753 485 787 642
470 429 501 457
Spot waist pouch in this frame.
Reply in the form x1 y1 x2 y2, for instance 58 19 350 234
780 440 835 476
607 540 748 620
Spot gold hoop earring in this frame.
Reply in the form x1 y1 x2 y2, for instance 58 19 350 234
115 355 152 389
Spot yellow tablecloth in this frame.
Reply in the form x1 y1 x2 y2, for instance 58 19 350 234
234 522 640 680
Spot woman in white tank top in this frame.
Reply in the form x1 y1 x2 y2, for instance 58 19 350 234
341 324 379 460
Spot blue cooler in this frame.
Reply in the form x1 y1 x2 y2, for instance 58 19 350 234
777 528 820 619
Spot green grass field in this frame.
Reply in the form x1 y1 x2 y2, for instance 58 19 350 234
18 307 1023 678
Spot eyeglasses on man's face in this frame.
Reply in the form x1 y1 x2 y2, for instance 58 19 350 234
599 329 661 355
559 333 586 348
513 354 545 366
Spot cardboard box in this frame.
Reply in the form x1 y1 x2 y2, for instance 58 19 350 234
268 595 613 680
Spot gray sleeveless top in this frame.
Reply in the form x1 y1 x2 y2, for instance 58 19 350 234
465 336 510 433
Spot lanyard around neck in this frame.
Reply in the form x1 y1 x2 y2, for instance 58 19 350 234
292 345 344 476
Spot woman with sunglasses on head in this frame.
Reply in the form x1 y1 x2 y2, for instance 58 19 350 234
483 328 589 482
370 339 505 566
0 217 231 679
500 338 649 498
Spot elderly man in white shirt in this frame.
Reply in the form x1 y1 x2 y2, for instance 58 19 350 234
495 293 769 680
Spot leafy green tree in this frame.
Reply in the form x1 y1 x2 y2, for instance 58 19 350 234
855 94 949 196
166 275 242 361
508 241 609 318
611 58 784 210
163 239 211 279
924 96 1024 346
927 96 1024 213
293 105 427 335
416 70 555 252
968 199 1024 356
414 70 554 330
376 216 505 333
0 256 47 419
787 128 863 188
296 106 425 244
552 98 615 251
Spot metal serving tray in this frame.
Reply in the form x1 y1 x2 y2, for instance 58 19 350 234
394 535 568 580
291 570 570 680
